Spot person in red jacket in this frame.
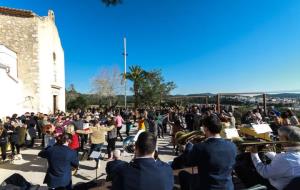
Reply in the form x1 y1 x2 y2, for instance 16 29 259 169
66 125 80 154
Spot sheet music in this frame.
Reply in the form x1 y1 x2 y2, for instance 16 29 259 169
89 151 101 159
251 123 272 134
224 128 240 139
83 123 90 130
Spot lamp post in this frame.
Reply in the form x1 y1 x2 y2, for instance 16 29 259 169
123 37 127 109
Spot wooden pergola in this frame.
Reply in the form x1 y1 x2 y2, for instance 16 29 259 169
167 95 210 106
215 92 267 114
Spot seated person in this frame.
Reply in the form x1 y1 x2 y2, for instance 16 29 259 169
106 149 127 181
251 126 300 190
112 132 174 190
176 115 237 190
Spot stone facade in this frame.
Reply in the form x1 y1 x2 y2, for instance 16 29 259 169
0 7 65 117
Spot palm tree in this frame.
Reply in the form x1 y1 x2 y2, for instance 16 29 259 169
102 0 122 6
125 65 145 109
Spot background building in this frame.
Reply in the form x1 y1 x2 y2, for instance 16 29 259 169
0 7 65 117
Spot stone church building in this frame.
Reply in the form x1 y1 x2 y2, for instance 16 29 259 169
0 7 65 117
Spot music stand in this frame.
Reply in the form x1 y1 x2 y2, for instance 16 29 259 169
89 151 101 180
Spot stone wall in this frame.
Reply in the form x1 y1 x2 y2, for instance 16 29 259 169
0 8 65 115
0 14 40 110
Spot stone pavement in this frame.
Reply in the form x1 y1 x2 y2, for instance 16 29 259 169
0 127 176 189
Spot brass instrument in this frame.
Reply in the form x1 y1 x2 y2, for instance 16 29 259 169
123 135 135 154
235 140 290 153
175 130 205 145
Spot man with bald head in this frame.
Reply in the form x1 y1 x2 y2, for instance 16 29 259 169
106 149 126 181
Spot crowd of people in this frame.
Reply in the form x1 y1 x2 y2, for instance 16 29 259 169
0 105 300 190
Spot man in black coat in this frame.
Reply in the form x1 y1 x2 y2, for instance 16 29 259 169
177 114 237 190
112 132 174 190
106 149 126 181
38 134 79 190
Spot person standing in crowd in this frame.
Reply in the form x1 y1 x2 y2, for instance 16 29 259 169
112 132 174 190
66 124 80 155
0 122 8 163
148 114 158 139
171 113 184 155
185 108 194 132
36 113 44 139
73 114 86 151
54 115 64 136
251 126 300 190
156 111 164 138
10 119 25 160
38 134 79 190
228 112 236 128
44 124 56 148
287 110 299 126
125 118 132 137
252 109 263 123
162 111 168 134
192 107 202 131
269 111 283 135
138 115 146 131
107 116 118 160
114 111 124 141
40 114 50 147
87 119 115 169
106 149 126 181
26 113 37 148
177 115 237 190
281 112 291 126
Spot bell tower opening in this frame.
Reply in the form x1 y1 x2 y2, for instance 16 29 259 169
53 95 57 113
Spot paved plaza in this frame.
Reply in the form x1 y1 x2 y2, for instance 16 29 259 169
0 127 176 189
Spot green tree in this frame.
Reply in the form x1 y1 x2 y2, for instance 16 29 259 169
65 84 80 107
125 65 146 108
140 70 176 106
67 95 88 111
125 66 176 108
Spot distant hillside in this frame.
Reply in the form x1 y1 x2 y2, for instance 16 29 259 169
174 93 215 97
256 93 300 99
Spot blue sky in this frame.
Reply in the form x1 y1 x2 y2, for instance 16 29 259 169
2 0 300 94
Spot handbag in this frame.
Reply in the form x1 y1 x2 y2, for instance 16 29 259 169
26 130 31 141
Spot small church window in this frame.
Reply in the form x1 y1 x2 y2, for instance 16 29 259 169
53 52 56 63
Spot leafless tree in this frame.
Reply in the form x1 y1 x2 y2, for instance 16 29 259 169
92 66 123 106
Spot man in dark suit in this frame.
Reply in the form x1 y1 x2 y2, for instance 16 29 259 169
112 132 174 190
106 149 127 181
177 114 237 190
38 134 79 190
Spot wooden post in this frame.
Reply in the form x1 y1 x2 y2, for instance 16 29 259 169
263 93 267 115
216 94 221 113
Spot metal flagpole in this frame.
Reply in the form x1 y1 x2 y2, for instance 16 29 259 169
123 37 127 109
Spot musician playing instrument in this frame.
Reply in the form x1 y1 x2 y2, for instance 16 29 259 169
176 115 237 190
112 132 174 190
250 126 300 190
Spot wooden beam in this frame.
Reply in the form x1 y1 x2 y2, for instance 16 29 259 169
216 94 221 113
